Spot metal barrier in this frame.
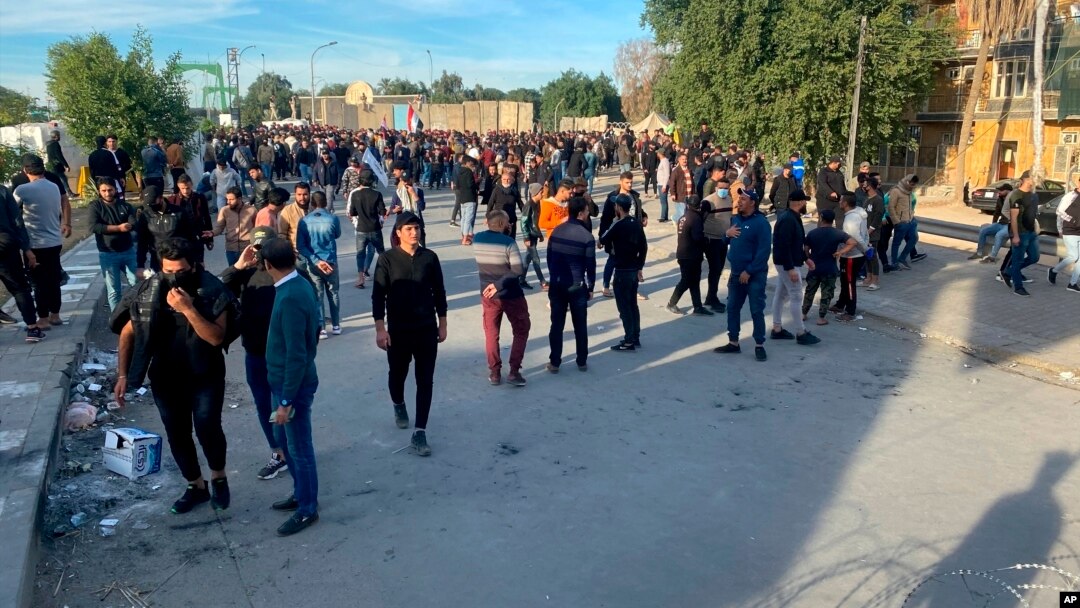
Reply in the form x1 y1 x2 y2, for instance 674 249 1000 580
917 217 1066 258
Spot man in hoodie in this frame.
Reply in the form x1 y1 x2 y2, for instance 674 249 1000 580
714 193 772 361
861 177 885 291
769 163 798 213
702 175 733 313
666 195 712 316
886 174 919 270
833 194 868 320
815 156 846 218
209 159 241 212
770 190 820 344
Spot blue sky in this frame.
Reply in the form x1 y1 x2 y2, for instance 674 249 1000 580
0 0 647 105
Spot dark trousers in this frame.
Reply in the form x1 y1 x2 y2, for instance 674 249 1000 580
0 242 37 325
170 168 185 192
152 381 227 482
643 171 657 194
726 271 767 344
481 296 530 373
387 326 439 429
836 257 864 315
144 176 165 193
522 242 545 285
52 165 76 195
612 269 641 343
603 254 616 289
878 219 894 267
802 273 838 318
450 201 461 223
548 284 589 367
29 245 63 318
704 238 728 304
670 258 703 308
244 352 278 451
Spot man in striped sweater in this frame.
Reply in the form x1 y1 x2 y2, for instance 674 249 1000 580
472 210 530 387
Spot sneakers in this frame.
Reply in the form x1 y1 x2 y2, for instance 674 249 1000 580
257 453 288 479
1048 268 1058 285
770 328 795 340
393 403 410 429
411 430 432 457
331 326 342 335
828 305 843 314
489 371 502 386
979 256 997 264
910 253 928 262
967 252 984 260
520 282 535 290
277 512 318 536
25 327 45 343
1068 283 1080 293
796 332 821 345
545 363 560 374
271 495 299 511
1021 275 1033 283
998 270 1013 289
835 313 855 322
0 310 15 324
210 477 230 510
506 370 527 386
897 261 912 270
610 341 636 352
691 306 714 316
666 303 683 315
319 330 329 340
866 284 880 291
1013 287 1031 297
713 343 741 354
602 288 614 298
577 363 588 372
170 483 211 514
754 346 767 361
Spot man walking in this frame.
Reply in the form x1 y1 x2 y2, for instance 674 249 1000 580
167 139 186 192
546 198 596 373
88 179 138 311
46 130 76 197
1004 171 1039 296
598 172 643 297
372 212 448 457
473 210 530 387
666 195 713 316
0 184 42 341
297 191 342 338
886 174 919 271
769 162 798 213
209 159 241 212
347 170 386 289
600 195 648 351
714 193 771 361
669 153 694 225
13 155 69 332
261 237 322 536
248 165 275 211
213 187 256 266
112 237 239 514
136 185 199 273
770 190 819 344
312 150 340 212
278 182 312 253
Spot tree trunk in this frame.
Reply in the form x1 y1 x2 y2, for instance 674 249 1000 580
1032 0 1049 182
954 32 991 201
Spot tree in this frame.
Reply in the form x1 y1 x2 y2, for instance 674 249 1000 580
473 87 507 101
953 0 1035 196
430 70 466 103
374 77 426 96
45 27 194 170
647 0 954 171
539 70 623 130
317 82 349 97
506 87 541 120
613 38 669 122
0 86 33 127
1031 0 1050 182
240 72 293 125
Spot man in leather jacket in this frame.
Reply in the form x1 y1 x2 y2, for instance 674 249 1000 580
135 185 199 273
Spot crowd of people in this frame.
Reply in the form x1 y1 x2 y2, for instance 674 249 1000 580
2 119 1073 538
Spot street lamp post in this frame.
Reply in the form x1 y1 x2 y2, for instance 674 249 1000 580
426 50 433 89
553 98 565 133
310 41 338 124
237 45 256 106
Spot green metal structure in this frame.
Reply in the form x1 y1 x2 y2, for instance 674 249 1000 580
173 63 231 111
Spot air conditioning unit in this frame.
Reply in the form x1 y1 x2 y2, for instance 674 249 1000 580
1062 132 1079 145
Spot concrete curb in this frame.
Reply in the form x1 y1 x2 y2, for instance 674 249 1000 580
0 238 103 608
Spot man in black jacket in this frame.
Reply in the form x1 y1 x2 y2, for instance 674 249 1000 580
566 143 587 179
46 130 76 197
769 163 798 212
488 167 523 238
600 195 648 351
641 142 659 196
0 184 41 340
770 190 819 345
136 185 199 273
598 171 643 296
666 195 713 316
88 179 138 311
815 156 846 218
347 170 386 288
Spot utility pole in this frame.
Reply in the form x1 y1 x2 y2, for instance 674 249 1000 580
845 15 868 181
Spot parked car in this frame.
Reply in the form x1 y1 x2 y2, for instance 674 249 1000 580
1037 194 1068 237
967 179 1065 213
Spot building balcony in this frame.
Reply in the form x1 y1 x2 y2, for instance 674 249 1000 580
916 94 967 121
957 29 987 58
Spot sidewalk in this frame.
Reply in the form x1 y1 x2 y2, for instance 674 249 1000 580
641 214 1080 376
0 237 103 608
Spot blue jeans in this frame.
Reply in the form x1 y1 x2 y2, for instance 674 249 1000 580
621 163 631 174
560 160 568 181
1009 232 1040 288
977 223 1008 257
355 231 384 275
659 189 670 221
310 266 341 327
225 250 241 266
1053 234 1080 285
98 249 137 311
260 162 272 179
272 386 319 517
299 164 312 183
239 171 255 196
551 163 562 185
673 201 687 226
244 353 278 451
585 171 595 195
461 202 478 237
726 271 767 345
890 221 918 265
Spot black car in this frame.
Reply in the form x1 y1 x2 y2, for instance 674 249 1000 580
968 179 1065 213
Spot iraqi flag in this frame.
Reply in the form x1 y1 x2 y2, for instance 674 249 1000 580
407 104 423 133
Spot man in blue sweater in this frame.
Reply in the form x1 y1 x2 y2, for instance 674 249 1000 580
715 193 772 361
261 237 322 536
297 191 342 338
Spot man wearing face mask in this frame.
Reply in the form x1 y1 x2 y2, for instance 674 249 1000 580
136 184 199 275
112 237 240 514
702 177 733 313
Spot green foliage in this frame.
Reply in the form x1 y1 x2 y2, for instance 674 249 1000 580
1 141 41 182
317 82 349 96
539 70 623 130
648 0 955 169
375 77 427 96
45 27 194 171
0 86 33 127
240 72 293 125
473 87 507 101
430 70 466 103
506 88 541 121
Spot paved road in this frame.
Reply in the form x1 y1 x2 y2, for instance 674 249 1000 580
33 173 1080 607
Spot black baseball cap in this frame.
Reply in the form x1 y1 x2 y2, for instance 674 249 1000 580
394 211 421 230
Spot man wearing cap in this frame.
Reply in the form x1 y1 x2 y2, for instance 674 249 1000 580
769 163 799 213
14 155 70 332
219 227 290 480
601 194 648 351
347 170 386 289
770 189 820 344
473 210 530 387
815 156 846 219
0 184 43 341
372 212 447 457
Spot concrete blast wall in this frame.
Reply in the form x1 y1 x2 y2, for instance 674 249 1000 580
298 97 533 133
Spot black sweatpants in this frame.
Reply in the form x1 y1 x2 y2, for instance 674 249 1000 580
878 219 894 267
0 241 38 325
643 171 657 195
387 326 439 429
612 268 641 344
548 284 589 367
836 257 864 315
704 238 728 304
152 380 227 481
29 245 62 318
670 258 703 309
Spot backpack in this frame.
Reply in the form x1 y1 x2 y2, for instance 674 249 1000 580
232 146 252 170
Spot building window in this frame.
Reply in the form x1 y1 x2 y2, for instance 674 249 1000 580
947 67 961 80
993 59 1028 97
909 125 923 143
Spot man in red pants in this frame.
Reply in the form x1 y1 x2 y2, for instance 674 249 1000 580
472 210 530 387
